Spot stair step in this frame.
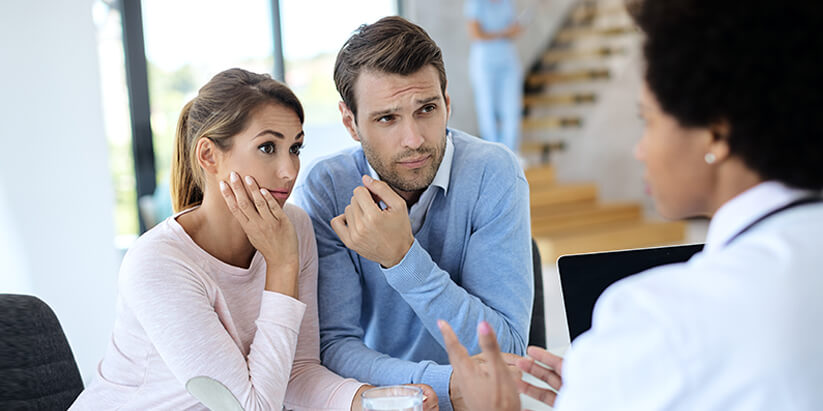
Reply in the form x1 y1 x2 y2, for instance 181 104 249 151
535 220 688 263
555 25 637 42
522 116 583 132
569 3 628 23
542 46 626 65
520 140 566 157
524 165 556 187
531 202 643 236
530 183 598 210
527 69 610 87
523 92 597 108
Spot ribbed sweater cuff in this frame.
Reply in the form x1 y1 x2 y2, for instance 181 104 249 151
422 363 453 411
382 239 434 292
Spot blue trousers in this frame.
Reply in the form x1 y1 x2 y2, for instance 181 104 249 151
469 42 523 152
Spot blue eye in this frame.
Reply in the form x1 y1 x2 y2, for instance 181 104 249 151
258 142 275 154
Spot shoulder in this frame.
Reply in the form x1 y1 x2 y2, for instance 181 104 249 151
300 146 365 186
451 129 524 182
118 218 207 296
294 146 366 210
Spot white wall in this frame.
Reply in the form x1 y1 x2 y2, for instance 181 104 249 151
0 0 119 383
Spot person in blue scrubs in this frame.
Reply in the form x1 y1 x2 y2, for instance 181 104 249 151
465 0 523 152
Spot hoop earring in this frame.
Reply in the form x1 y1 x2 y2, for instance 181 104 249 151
704 153 717 164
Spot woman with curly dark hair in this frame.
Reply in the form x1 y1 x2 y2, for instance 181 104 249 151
439 0 823 409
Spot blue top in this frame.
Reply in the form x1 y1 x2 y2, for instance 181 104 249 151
465 0 517 46
294 129 533 410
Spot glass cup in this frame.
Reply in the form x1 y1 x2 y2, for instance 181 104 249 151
361 385 424 411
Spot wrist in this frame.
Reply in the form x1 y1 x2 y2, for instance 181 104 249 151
382 236 414 268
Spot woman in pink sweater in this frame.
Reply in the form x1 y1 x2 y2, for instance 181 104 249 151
71 68 436 410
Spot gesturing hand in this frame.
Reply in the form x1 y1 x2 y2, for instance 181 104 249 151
439 321 521 411
220 171 299 296
515 346 564 406
331 175 414 268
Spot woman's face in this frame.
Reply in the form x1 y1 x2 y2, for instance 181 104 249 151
635 83 715 219
216 103 303 207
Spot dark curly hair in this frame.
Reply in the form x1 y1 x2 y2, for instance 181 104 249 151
628 0 823 189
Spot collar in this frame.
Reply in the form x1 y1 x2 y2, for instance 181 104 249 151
705 181 819 252
367 130 454 196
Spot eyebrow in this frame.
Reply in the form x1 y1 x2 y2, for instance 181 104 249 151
254 129 304 140
367 95 441 119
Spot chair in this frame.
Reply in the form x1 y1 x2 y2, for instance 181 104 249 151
0 294 84 409
529 239 547 348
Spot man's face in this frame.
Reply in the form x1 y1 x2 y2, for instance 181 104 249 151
339 65 450 197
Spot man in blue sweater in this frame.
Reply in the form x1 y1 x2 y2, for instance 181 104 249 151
293 16 533 410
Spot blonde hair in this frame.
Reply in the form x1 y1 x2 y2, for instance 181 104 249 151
170 68 304 212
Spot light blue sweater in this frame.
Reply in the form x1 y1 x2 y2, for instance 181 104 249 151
294 129 533 410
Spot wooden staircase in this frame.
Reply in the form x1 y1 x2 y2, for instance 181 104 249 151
521 0 687 262
527 165 686 263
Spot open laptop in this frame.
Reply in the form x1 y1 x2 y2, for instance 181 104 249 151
557 243 704 342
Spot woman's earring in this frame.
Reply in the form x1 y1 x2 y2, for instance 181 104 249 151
704 153 717 164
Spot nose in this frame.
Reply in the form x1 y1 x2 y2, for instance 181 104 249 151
278 155 298 181
400 120 425 150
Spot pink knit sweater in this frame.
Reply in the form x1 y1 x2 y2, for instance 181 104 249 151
71 204 364 410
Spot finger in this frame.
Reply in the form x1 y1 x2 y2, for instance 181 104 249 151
438 320 478 377
331 214 352 246
244 175 273 220
343 202 365 238
362 175 405 210
476 321 511 381
229 171 256 220
527 346 563 375
219 180 249 224
516 358 562 390
500 352 525 366
352 185 381 215
260 187 284 220
517 379 558 406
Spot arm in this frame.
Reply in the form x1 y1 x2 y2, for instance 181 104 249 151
338 173 533 356
120 251 305 411
283 207 366 410
294 172 455 410
467 20 522 41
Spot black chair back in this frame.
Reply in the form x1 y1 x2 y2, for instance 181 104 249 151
0 294 84 410
529 239 547 348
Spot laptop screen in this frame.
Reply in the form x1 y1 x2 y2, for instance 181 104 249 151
558 244 704 342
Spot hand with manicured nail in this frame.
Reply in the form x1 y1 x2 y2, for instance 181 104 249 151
220 171 299 298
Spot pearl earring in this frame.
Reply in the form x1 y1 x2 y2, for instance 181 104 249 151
704 153 717 164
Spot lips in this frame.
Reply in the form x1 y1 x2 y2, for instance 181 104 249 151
265 188 291 201
397 154 431 169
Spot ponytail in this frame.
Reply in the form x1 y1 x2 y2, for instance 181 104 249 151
170 99 203 212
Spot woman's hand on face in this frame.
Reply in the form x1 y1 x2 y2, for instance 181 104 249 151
220 172 300 295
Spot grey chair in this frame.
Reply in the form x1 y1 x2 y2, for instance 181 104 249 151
0 294 84 410
529 239 547 348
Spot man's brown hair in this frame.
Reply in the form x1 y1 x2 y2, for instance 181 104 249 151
333 16 447 120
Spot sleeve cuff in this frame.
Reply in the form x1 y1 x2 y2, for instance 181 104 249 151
421 363 454 411
382 239 437 292
257 290 307 332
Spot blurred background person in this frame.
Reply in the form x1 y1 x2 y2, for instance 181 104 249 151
465 0 524 152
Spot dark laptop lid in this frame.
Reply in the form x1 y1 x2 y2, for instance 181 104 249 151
558 243 704 342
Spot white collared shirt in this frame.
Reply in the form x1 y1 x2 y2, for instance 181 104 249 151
367 132 454 234
556 182 823 410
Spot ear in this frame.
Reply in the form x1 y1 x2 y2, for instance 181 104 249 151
195 137 220 175
707 120 732 163
339 101 361 142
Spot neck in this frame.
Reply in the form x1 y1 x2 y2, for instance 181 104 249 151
393 186 424 208
176 186 256 268
706 157 764 217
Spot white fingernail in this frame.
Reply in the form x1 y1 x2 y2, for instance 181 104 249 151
245 175 253 185
260 188 268 196
219 181 228 191
230 172 239 182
